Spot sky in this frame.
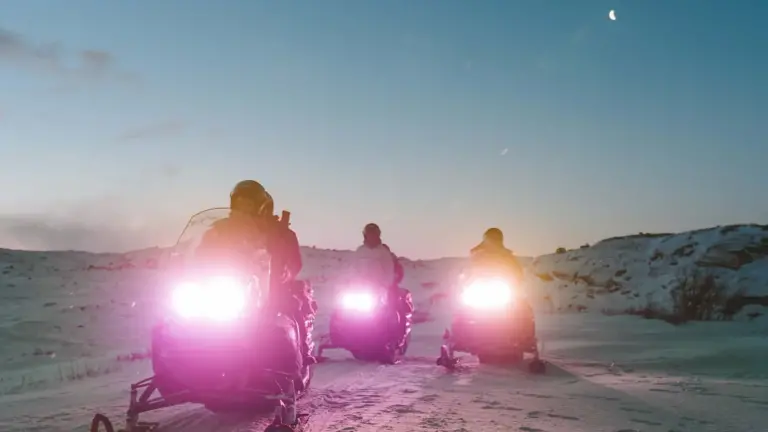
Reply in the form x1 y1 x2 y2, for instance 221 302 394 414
0 0 766 259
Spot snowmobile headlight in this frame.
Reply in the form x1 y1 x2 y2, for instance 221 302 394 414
171 276 248 321
460 278 513 309
339 290 380 313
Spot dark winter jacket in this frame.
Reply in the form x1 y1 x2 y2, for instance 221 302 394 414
198 214 302 288
268 222 303 285
382 243 405 286
469 241 524 282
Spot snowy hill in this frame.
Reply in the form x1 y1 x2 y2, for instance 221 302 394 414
1 224 768 431
526 224 768 321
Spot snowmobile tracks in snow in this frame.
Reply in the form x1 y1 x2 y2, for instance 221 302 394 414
301 357 677 431
85 358 723 431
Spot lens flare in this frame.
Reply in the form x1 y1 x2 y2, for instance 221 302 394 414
171 277 247 321
339 291 377 312
460 279 513 309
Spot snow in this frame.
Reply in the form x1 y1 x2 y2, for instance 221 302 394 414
527 224 768 319
1 224 767 431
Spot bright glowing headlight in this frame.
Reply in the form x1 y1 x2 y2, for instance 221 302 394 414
460 278 513 309
339 290 379 313
171 276 248 321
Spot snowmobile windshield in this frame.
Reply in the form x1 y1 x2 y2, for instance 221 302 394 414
469 257 521 286
350 252 395 289
166 207 272 320
335 254 392 311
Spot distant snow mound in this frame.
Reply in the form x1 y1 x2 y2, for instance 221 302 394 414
527 224 768 321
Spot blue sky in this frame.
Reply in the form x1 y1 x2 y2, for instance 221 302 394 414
0 0 765 258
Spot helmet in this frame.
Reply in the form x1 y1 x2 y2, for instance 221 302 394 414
230 180 274 217
362 223 382 246
483 227 504 245
363 223 381 238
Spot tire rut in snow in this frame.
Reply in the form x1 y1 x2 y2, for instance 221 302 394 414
149 360 389 431
305 361 443 431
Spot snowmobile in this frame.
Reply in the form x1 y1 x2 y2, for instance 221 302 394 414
316 277 414 364
436 269 546 374
90 208 315 432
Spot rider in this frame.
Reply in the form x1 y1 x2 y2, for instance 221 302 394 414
470 228 535 345
353 223 412 332
470 227 524 282
199 180 314 362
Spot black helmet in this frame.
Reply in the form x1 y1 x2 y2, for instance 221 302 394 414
230 180 274 217
363 223 381 238
483 227 503 245
362 223 382 246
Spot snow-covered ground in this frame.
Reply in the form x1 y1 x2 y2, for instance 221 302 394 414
1 223 767 431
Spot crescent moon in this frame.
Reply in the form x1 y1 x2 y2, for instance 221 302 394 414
609 10 617 20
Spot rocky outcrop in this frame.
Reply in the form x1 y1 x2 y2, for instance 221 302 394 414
697 237 768 270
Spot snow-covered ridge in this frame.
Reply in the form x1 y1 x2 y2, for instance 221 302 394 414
527 224 768 320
